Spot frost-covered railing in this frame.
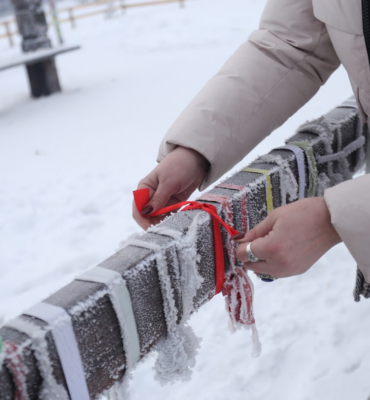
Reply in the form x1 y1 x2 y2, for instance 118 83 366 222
0 98 367 399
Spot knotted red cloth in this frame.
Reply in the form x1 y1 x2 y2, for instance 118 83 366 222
133 188 256 329
134 188 239 294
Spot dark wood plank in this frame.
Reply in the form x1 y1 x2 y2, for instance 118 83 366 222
0 99 365 399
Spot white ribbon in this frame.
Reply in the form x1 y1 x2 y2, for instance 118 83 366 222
317 135 366 164
275 145 306 200
24 302 90 400
76 267 140 369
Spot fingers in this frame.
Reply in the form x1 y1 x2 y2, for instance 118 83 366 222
233 212 277 244
236 238 269 263
132 200 166 230
145 182 175 214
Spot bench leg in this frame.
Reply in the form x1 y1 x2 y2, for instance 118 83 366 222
26 58 61 98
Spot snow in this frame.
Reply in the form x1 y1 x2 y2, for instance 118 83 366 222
1 0 370 399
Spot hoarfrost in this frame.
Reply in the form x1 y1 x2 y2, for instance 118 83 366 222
119 213 207 386
131 214 207 385
257 154 298 204
69 289 108 317
105 372 131 400
6 318 69 400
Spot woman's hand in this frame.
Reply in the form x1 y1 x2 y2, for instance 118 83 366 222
133 146 209 230
234 197 342 278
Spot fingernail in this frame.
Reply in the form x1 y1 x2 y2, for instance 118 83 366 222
231 232 245 241
141 205 153 217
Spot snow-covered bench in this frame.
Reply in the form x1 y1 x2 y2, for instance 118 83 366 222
0 45 80 97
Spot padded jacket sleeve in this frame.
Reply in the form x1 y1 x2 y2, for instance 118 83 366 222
324 174 370 287
157 0 340 190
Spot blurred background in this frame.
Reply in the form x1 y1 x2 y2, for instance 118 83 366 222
0 0 369 399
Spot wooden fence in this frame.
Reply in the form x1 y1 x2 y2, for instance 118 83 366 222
0 0 187 47
0 98 367 399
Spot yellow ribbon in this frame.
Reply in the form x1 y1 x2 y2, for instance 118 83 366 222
241 168 274 213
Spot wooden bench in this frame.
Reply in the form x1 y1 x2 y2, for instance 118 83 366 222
0 45 81 97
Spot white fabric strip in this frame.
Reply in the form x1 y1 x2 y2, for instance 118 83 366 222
317 135 365 164
5 318 69 400
275 145 306 200
76 267 140 369
24 302 90 400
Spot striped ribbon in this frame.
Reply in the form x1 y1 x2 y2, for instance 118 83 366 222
216 184 248 233
241 168 274 213
288 142 318 197
274 145 306 200
76 267 140 370
24 302 90 400
197 193 237 267
196 190 255 328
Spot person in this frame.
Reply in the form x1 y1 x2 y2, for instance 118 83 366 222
133 0 370 300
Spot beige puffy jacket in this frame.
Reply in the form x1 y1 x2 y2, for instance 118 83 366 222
157 0 370 295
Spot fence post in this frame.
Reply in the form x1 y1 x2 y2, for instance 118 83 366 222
68 8 76 28
4 21 14 47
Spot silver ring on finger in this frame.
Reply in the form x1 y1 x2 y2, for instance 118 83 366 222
246 242 260 263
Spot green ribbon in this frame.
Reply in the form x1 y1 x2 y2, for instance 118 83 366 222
289 141 318 197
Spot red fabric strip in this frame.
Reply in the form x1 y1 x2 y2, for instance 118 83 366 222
216 183 245 191
216 184 248 232
211 186 254 327
133 188 239 295
133 188 256 329
5 341 29 400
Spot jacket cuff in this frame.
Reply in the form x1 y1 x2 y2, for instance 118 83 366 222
324 175 370 283
156 140 224 191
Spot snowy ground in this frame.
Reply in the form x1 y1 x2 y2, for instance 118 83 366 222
1 0 370 399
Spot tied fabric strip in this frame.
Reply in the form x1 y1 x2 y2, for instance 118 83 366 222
76 266 140 369
201 188 256 328
241 168 274 213
274 145 306 200
317 135 366 164
24 302 90 400
216 184 248 233
289 141 318 197
133 189 239 295
4 341 29 400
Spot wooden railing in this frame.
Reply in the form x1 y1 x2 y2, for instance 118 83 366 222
0 99 366 399
0 0 187 47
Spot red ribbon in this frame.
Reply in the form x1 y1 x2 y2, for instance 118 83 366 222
133 188 240 295
5 341 29 400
